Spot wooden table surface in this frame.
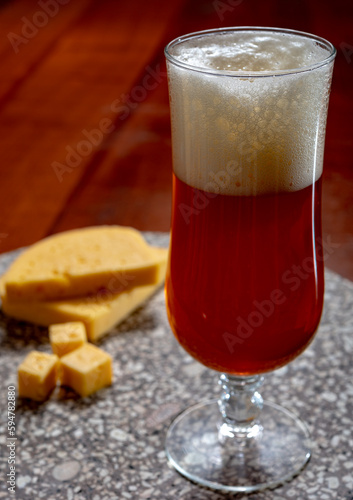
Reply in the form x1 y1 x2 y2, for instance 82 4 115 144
0 0 352 280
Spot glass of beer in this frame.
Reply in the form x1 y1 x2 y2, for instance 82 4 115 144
164 27 335 492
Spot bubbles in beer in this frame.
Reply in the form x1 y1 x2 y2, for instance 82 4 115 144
167 31 334 196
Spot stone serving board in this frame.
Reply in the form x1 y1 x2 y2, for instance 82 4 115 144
0 232 352 500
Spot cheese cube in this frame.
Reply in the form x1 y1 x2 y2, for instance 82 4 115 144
18 351 59 401
60 344 112 397
49 321 87 357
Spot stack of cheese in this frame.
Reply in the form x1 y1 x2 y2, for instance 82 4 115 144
0 226 168 401
0 226 168 341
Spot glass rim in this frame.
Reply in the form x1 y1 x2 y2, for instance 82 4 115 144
164 26 336 78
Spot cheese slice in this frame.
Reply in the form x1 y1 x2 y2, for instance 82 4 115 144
3 226 166 301
1 255 167 341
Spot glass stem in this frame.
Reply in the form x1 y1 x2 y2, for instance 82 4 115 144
218 373 264 439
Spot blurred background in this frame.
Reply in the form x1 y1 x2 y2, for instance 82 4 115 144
0 0 352 279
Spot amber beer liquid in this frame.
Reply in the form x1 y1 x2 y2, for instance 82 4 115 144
165 30 334 375
166 175 324 374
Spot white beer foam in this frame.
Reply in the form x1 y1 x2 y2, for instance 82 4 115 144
167 31 334 195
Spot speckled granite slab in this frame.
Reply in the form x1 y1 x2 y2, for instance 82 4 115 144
0 232 352 500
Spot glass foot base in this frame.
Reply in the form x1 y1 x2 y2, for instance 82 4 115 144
165 399 311 493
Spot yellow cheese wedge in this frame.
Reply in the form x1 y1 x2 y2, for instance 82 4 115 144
18 351 59 401
3 226 166 301
59 344 112 397
1 255 167 341
49 322 87 357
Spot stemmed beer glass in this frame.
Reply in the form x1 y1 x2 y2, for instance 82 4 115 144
164 27 335 492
